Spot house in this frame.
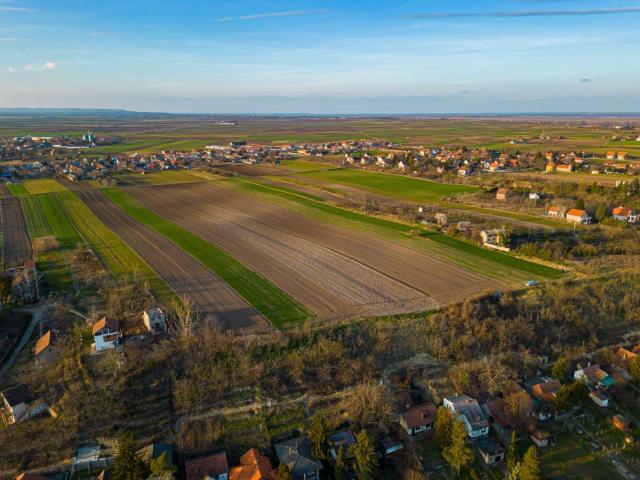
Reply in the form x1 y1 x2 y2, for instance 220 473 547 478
547 205 566 218
33 330 55 364
613 415 630 431
613 347 637 377
142 307 167 335
530 430 551 448
480 229 503 246
607 152 616 160
434 213 448 226
329 430 356 460
1 384 48 424
274 437 323 480
481 398 513 443
185 451 229 480
443 395 490 438
556 164 573 173
379 437 404 458
92 317 120 352
531 379 561 403
137 442 174 465
612 206 639 223
458 167 471 177
496 188 509 201
545 163 556 173
477 438 505 465
545 152 555 162
399 403 437 436
228 448 276 480
618 152 627 160
574 364 615 388
589 390 611 408
529 192 541 200
15 474 49 480
566 209 592 224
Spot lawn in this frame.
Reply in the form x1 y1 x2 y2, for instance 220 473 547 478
102 187 311 326
54 191 176 303
540 436 622 480
300 168 478 202
232 178 564 282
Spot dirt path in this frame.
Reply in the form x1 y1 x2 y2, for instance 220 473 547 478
1 197 33 267
0 304 48 381
78 190 269 332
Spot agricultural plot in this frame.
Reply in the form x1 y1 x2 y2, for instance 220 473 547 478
7 179 68 196
102 188 311 326
1 197 33 267
80 189 268 331
127 182 490 320
114 170 218 187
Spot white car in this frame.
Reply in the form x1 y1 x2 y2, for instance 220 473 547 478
525 280 539 287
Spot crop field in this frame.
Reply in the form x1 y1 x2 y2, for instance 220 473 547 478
124 181 506 321
229 178 563 282
114 169 219 186
53 191 176 302
8 179 68 196
80 189 269 331
1 197 33 267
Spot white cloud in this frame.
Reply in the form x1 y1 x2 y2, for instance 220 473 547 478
88 31 109 36
218 9 329 22
7 62 56 73
0 6 33 13
0 37 29 42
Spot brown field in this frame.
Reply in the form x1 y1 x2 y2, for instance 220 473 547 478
78 190 268 332
1 197 33 267
129 182 495 320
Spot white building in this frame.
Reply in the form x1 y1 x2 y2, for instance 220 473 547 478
92 317 120 352
443 395 490 438
143 307 167 335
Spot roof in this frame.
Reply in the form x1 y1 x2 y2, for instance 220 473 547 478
401 403 437 429
496 188 509 194
34 330 53 357
478 438 504 455
16 474 49 480
92 317 120 335
566 208 587 217
229 448 276 480
2 384 35 407
274 437 322 477
329 430 356 450
185 451 228 480
482 399 511 429
613 206 635 217
137 442 173 462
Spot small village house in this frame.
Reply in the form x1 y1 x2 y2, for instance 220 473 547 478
481 398 518 443
545 151 555 162
142 307 167 335
496 188 510 201
589 390 611 408
545 163 556 173
477 438 505 465
556 164 573 173
480 229 504 246
443 395 490 438
185 451 228 480
531 379 561 403
228 448 276 480
618 152 627 160
92 317 120 352
329 430 356 461
607 152 616 160
399 403 437 436
274 437 322 480
612 206 639 223
565 208 592 224
1 384 48 424
530 430 551 448
547 205 566 219
573 364 615 388
137 442 174 466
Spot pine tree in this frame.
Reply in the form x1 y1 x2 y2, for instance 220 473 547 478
308 413 329 460
150 451 176 479
442 420 473 475
434 406 453 448
334 446 347 480
348 430 378 480
520 446 541 480
551 357 569 381
276 463 294 480
112 431 147 480
506 431 519 473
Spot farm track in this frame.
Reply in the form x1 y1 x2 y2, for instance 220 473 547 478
1 197 33 267
130 182 487 318
78 190 269 332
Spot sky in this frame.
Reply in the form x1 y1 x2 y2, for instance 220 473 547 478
1 0 639 113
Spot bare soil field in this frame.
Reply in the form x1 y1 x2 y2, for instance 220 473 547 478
130 182 493 319
1 197 33 267
79 190 268 332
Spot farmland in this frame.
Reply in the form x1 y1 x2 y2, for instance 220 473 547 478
1 197 33 267
8 178 69 196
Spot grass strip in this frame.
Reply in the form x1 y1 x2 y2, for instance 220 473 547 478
7 184 28 196
102 187 312 326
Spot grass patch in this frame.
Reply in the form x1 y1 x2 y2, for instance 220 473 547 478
102 187 311 326
7 183 28 196
540 436 620 480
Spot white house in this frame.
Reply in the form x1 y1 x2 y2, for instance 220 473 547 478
529 192 541 200
443 395 490 438
142 307 167 335
612 206 639 223
400 403 437 436
589 390 611 408
480 229 503 246
566 209 592 224
92 317 120 352
1 384 48 424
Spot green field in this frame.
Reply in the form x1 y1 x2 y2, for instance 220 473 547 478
299 168 478 203
54 191 176 302
115 169 219 186
540 436 622 480
8 179 68 196
7 183 29 196
231 178 564 282
102 188 311 326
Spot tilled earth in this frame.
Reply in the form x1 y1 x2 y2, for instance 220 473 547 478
1 197 33 267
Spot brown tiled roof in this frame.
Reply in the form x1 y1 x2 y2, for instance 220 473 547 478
34 330 53 357
185 451 228 480
401 403 437 429
229 448 277 480
92 317 120 335
566 208 587 217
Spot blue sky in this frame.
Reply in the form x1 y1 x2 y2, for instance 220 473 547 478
1 0 639 113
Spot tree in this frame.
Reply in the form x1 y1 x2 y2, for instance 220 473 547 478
112 431 147 480
554 380 589 412
334 446 347 480
308 413 329 460
349 430 377 480
506 431 519 474
150 451 176 479
442 420 473 475
276 463 294 480
520 446 541 480
595 204 608 222
504 391 533 433
630 355 640 384
434 406 453 448
346 383 395 432
551 357 569 382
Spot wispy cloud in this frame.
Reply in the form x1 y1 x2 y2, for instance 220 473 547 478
0 37 30 42
88 31 110 37
7 62 56 73
0 6 33 13
218 9 329 22
402 7 640 19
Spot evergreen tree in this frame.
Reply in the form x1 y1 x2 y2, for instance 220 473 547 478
434 406 453 448
276 463 294 480
551 357 569 381
506 431 519 474
442 420 473 476
630 355 640 383
112 431 147 480
150 451 176 479
334 446 347 480
348 430 377 480
308 413 329 460
520 446 541 480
